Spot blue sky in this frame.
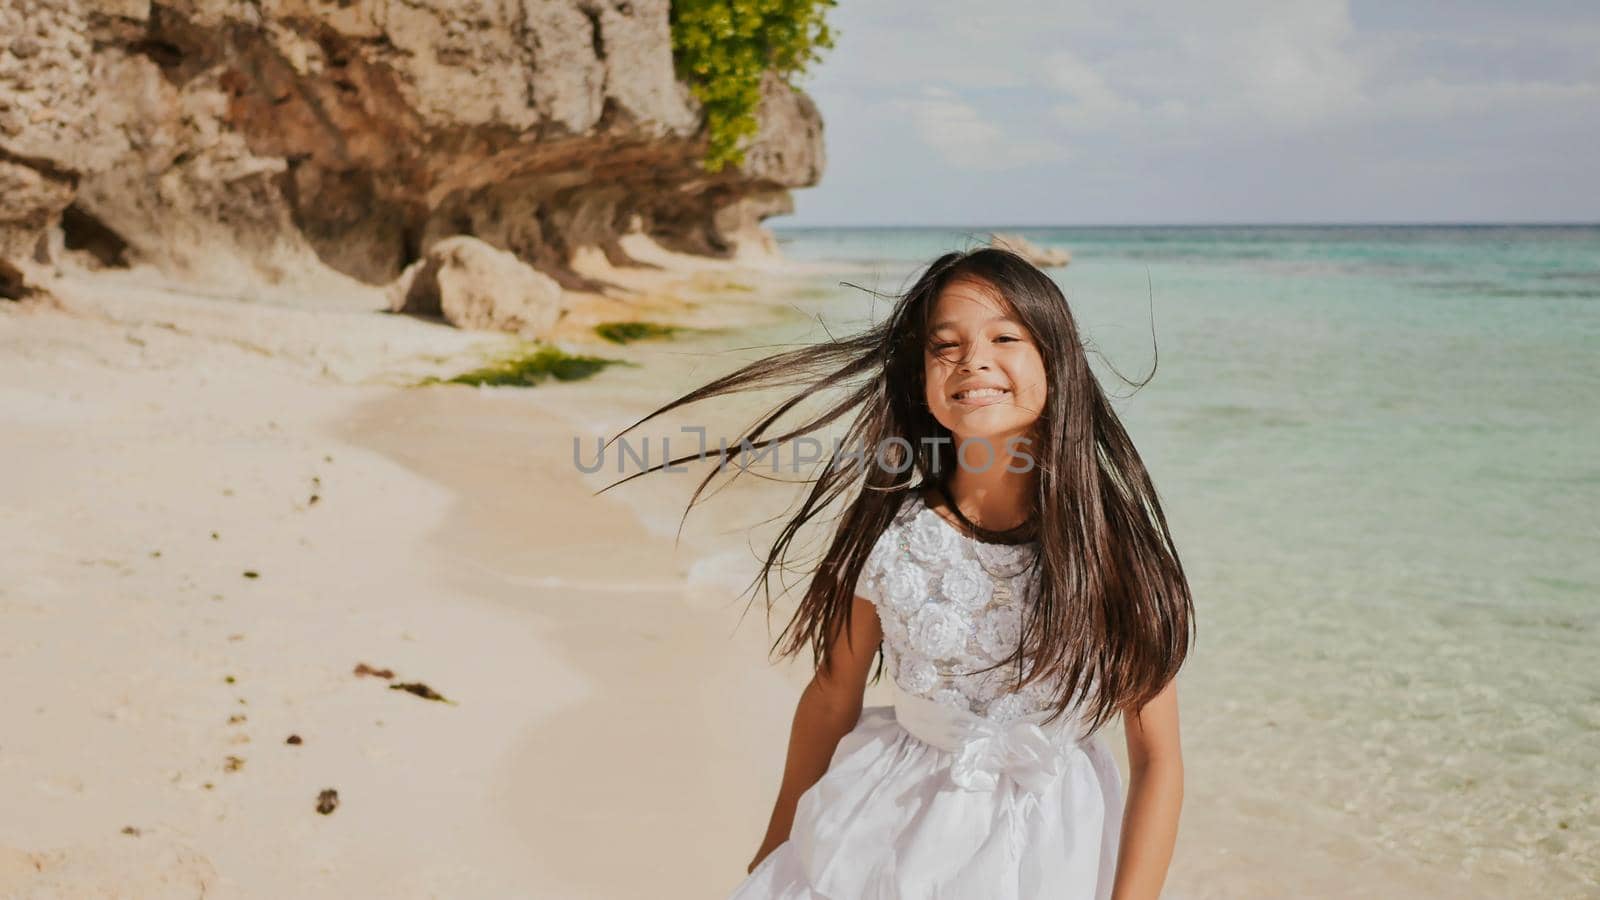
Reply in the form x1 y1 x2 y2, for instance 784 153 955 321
778 0 1600 226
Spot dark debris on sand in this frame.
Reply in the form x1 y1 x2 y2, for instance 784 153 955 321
389 681 454 704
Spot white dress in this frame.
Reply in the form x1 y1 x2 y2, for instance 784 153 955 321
730 492 1125 900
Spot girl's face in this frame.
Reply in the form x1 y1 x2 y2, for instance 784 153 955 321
922 276 1048 450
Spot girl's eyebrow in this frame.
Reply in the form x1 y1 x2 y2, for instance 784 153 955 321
929 314 1021 332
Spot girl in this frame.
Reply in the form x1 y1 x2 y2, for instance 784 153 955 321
605 247 1191 899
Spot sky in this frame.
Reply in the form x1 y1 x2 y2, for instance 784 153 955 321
777 0 1600 226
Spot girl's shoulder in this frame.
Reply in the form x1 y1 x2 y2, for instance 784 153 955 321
852 492 920 601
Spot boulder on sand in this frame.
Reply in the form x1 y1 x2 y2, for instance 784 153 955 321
388 236 566 339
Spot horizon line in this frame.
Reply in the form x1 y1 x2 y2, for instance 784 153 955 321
770 220 1600 230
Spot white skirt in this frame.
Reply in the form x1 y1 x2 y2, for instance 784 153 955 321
730 688 1125 899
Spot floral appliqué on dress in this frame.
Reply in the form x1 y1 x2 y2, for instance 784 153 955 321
855 493 1063 723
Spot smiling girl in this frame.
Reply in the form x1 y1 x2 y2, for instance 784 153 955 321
608 246 1191 899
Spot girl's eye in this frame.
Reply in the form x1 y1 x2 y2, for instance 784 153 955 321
931 335 1020 352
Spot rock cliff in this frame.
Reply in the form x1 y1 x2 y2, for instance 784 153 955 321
0 0 825 301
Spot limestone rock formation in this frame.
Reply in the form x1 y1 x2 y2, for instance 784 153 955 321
0 0 826 302
389 235 565 339
989 233 1071 268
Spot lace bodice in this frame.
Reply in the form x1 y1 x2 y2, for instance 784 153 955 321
855 491 1067 724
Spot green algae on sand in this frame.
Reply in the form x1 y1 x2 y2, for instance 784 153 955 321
593 320 683 344
420 342 632 387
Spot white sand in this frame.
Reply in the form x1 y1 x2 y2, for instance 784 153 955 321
0 258 821 899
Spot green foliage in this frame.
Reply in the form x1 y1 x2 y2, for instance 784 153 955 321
594 320 683 344
669 0 837 172
418 343 631 388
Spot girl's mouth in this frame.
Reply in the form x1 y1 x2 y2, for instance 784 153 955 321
951 387 1011 406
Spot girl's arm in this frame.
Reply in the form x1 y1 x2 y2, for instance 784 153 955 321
746 594 883 874
1111 676 1184 900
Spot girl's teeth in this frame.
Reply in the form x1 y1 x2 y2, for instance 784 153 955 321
958 388 1008 399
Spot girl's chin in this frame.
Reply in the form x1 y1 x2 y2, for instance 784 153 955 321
945 423 1036 447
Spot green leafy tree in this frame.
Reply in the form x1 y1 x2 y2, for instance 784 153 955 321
669 0 837 172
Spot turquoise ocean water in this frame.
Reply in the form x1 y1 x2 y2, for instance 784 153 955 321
771 226 1599 895
557 225 1597 895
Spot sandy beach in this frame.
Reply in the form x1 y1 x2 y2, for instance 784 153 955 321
0 248 841 899
1 237 1562 899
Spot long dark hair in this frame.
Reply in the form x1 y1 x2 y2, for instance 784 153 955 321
597 246 1194 735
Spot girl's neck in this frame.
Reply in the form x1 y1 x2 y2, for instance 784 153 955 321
926 455 1037 534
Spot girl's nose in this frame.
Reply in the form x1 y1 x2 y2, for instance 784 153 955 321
959 348 992 373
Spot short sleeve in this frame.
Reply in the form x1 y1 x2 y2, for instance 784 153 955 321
852 493 918 609
852 528 894 607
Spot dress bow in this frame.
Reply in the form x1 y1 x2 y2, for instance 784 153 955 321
948 717 1068 793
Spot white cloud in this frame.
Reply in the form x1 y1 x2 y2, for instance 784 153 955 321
1030 1 1600 147
1041 51 1139 130
900 87 1068 170
1037 1 1369 139
786 0 1600 223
